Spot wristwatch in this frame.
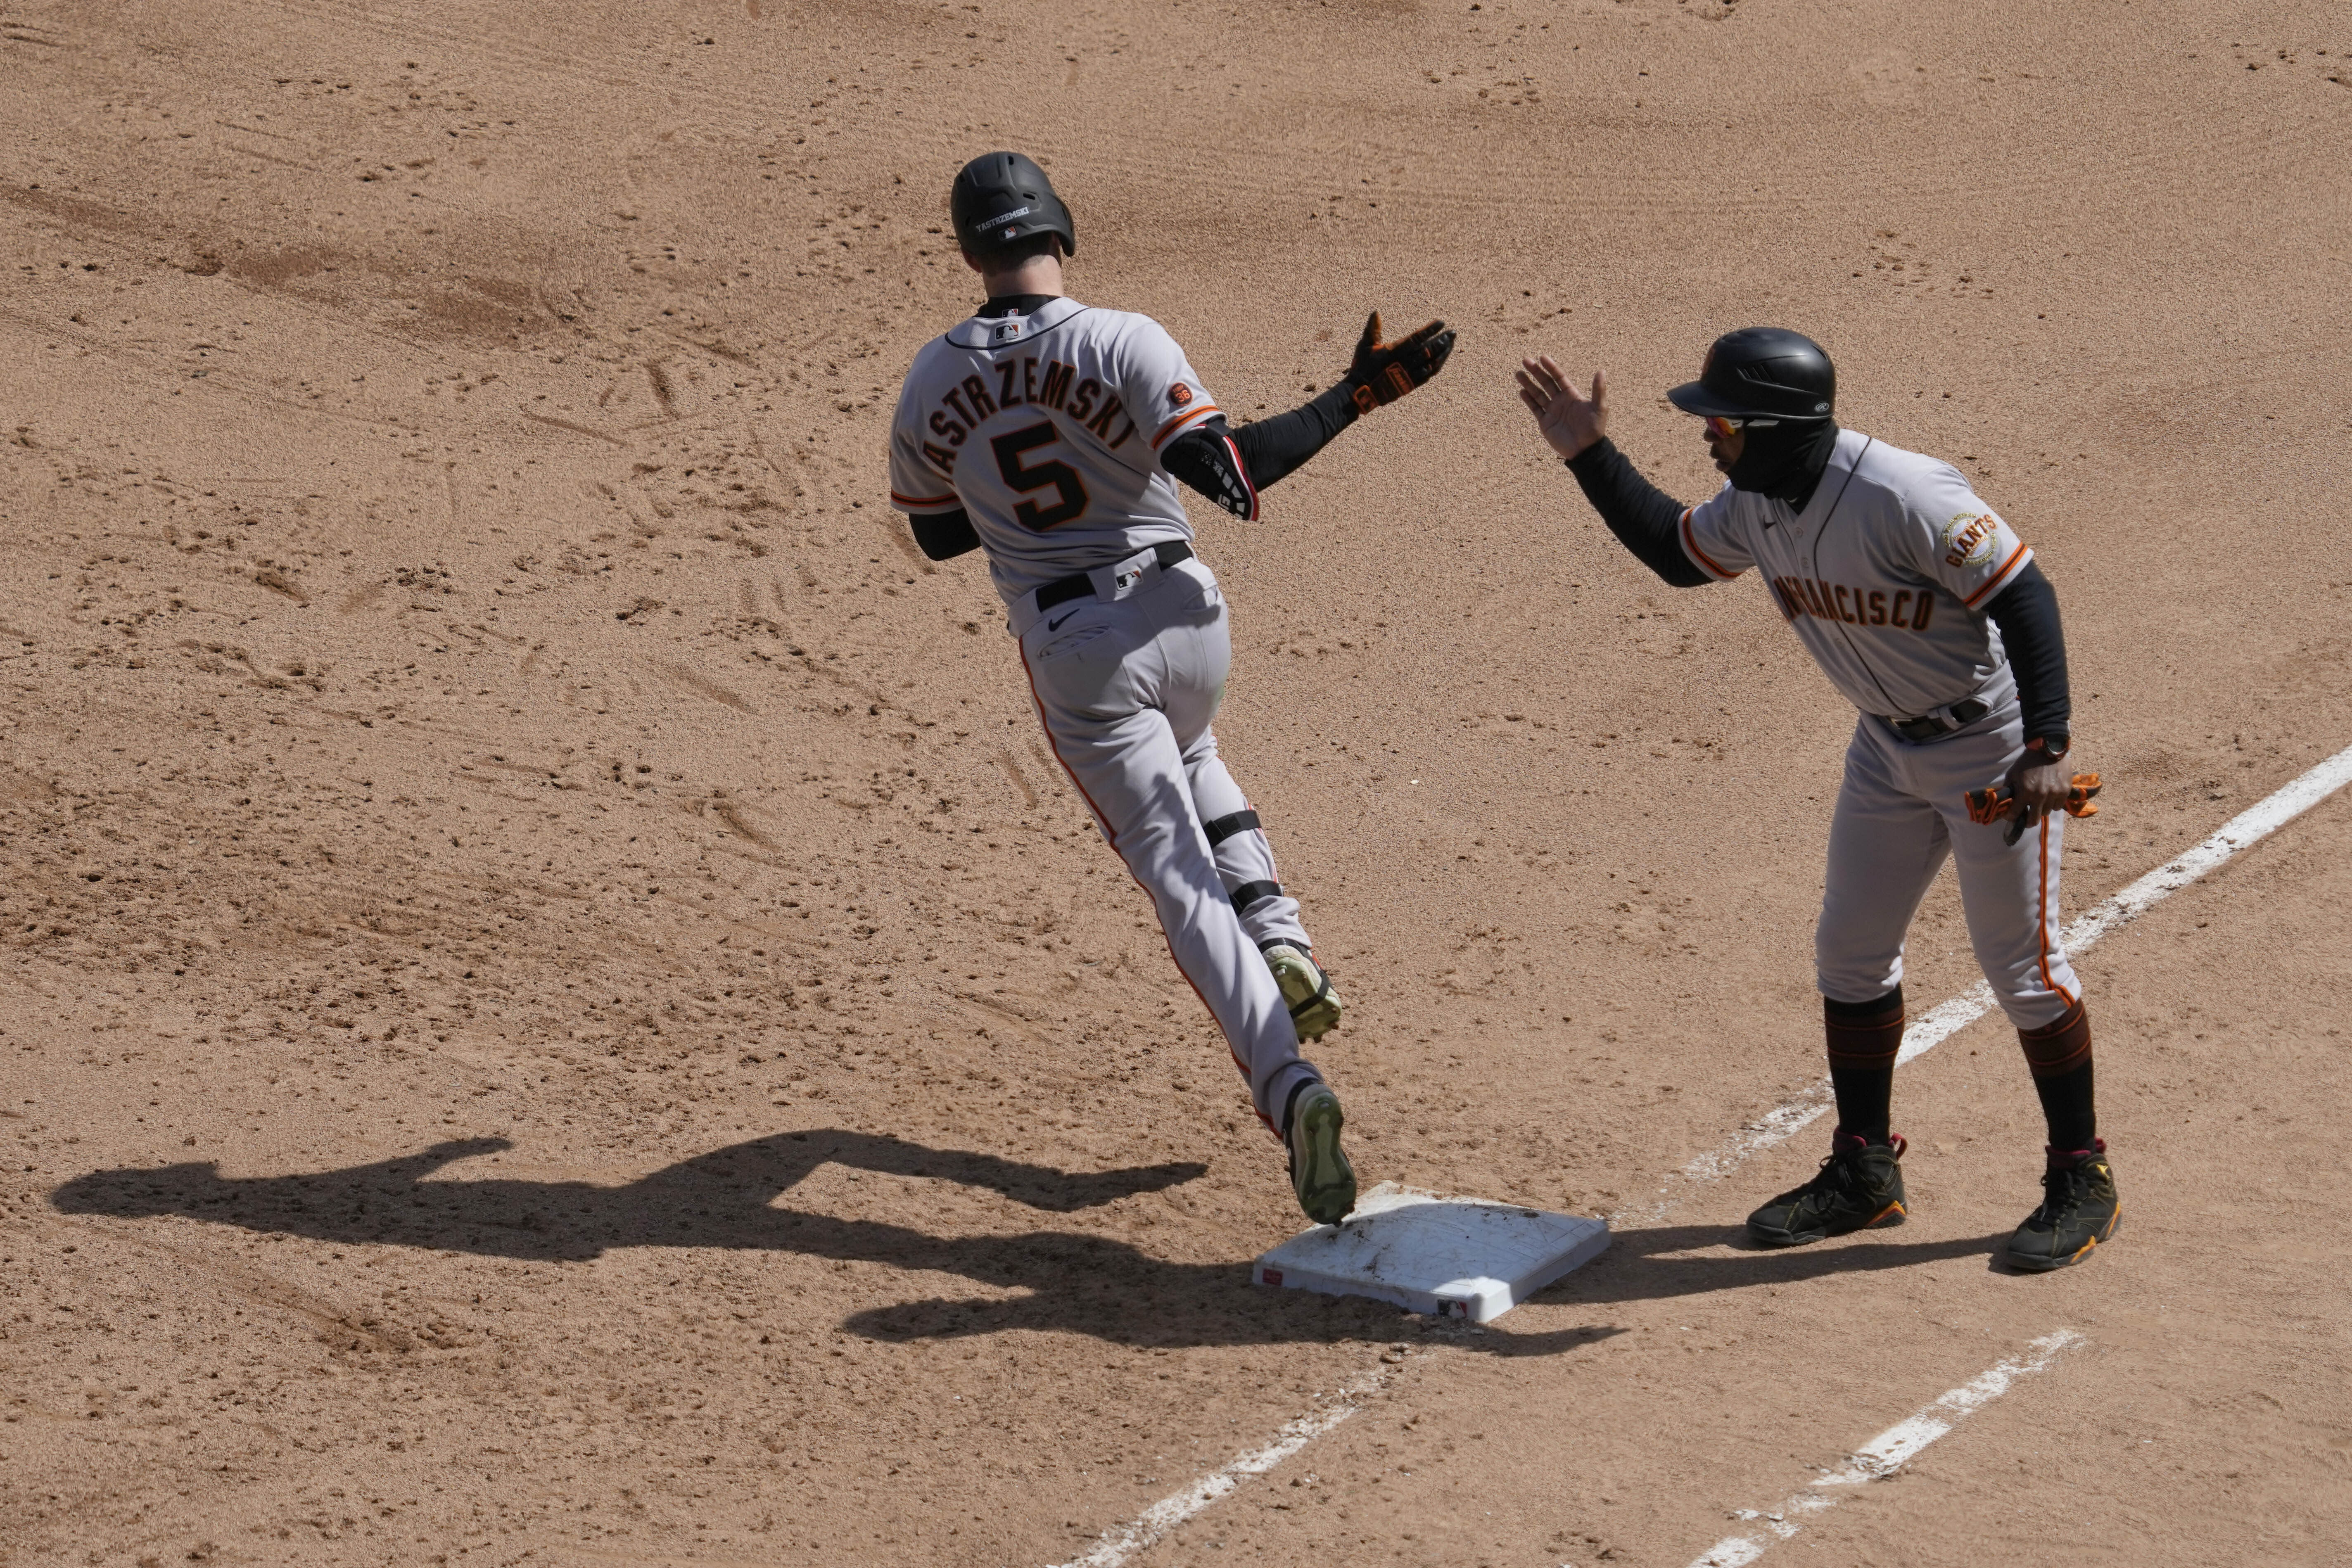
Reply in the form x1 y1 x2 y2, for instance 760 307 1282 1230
2025 731 2071 762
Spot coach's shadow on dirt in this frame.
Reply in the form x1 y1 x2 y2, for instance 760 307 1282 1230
50 1132 1578 1351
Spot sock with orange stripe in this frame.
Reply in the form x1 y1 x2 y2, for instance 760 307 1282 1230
2020 1000 2096 1152
1824 987 1903 1146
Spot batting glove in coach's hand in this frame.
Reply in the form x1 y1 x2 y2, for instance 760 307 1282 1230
1345 311 1455 415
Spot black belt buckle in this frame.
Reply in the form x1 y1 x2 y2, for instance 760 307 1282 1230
1034 541 1194 615
1889 697 1989 743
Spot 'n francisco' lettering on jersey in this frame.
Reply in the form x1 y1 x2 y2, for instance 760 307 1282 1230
1678 430 2035 720
888 297 1222 606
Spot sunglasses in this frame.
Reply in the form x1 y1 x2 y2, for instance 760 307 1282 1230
1703 415 1782 439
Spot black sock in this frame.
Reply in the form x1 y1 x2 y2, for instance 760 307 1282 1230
1824 987 1902 1145
2033 1058 2096 1153
1830 1065 1894 1145
2017 1001 2097 1153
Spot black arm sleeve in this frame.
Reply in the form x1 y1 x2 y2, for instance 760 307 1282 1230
1562 438 1710 588
1161 384 1364 519
1982 560 2070 745
1228 383 1359 489
909 507 982 562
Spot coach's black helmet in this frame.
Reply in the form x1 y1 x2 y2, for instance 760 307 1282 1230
950 150 1077 258
1667 327 1835 421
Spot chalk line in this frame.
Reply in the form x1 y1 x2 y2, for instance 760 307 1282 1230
1059 744 2350 1566
1047 1362 1400 1568
1672 741 2352 1191
1687 1329 2085 1568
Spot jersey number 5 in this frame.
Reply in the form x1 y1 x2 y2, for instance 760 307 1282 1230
991 422 1089 530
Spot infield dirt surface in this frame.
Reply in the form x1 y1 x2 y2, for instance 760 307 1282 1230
5 2 2350 1565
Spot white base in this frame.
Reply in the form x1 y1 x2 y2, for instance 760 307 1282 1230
1253 1181 1610 1324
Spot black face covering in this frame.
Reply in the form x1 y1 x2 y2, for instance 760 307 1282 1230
1727 419 1840 509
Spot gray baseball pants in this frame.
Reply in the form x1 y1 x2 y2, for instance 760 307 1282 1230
1817 704 2081 1030
1016 550 1322 1133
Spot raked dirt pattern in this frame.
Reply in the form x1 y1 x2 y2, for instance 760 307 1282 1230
3 2 2349 1566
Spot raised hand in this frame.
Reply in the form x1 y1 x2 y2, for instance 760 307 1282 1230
1345 311 1455 415
1516 355 1608 462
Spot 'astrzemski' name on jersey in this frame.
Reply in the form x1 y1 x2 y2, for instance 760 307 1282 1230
1678 429 2034 721
913 357 1140 471
888 297 1222 611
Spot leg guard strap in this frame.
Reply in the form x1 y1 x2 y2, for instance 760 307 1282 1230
1229 879 1283 914
1201 809 1262 847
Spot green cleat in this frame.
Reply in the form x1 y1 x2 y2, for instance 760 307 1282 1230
1285 1083 1357 1226
1263 943 1342 1041
2005 1140 2119 1272
1747 1133 1908 1247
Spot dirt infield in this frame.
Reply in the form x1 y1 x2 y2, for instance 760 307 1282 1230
4 2 2349 1564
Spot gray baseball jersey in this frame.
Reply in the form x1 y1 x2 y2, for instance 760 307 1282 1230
1673 427 2076 1028
1678 429 2034 721
888 297 1224 608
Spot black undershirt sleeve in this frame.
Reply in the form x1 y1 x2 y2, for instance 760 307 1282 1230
1228 383 1360 489
1982 560 2070 745
1161 384 1363 516
909 507 982 562
1563 438 1711 588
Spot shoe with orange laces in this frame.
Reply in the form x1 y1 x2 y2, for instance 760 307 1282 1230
1746 1132 1909 1247
2005 1139 2119 1271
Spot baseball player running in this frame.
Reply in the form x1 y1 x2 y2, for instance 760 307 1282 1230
888 152 1455 1224
1515 329 2117 1271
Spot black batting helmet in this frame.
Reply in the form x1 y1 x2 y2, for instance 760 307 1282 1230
1667 327 1835 421
949 150 1076 258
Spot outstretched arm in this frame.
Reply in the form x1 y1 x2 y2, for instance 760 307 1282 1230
1517 355 1709 588
1161 389 1357 519
1163 311 1455 517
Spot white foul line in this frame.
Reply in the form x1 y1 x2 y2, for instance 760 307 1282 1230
1047 1363 1399 1568
1687 1330 2086 1568
1674 742 2352 1188
1059 744 2352 1566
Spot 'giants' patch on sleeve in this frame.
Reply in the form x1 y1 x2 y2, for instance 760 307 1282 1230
1941 511 2005 569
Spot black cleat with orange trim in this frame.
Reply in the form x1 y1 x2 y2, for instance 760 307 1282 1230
2005 1139 2119 1271
1746 1132 1908 1247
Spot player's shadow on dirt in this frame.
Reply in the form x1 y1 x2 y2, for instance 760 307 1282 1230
51 1132 1598 1352
1531 1222 2014 1308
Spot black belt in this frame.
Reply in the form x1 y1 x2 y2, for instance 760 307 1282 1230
1035 541 1193 614
1885 697 1989 743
